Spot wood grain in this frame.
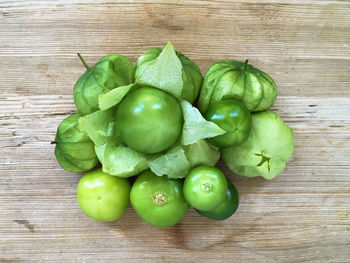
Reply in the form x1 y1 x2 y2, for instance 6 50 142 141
1 0 350 262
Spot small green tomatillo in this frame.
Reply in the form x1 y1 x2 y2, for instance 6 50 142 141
77 168 131 221
183 166 228 211
130 170 189 227
204 99 252 148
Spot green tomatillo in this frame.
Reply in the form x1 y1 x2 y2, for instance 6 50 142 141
130 170 190 227
74 53 135 115
115 86 183 154
196 177 239 220
204 99 252 148
77 168 131 221
183 166 228 211
198 60 277 113
135 46 202 104
54 113 98 173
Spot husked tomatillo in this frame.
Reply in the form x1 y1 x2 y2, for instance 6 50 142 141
116 86 183 154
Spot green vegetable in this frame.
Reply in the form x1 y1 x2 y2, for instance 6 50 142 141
54 113 98 173
183 166 228 211
204 99 252 148
196 177 239 220
222 111 294 179
73 53 134 115
77 168 131 221
116 86 183 154
135 42 202 103
198 60 277 113
52 42 297 227
130 170 189 227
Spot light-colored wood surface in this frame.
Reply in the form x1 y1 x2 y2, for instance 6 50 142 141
1 0 350 262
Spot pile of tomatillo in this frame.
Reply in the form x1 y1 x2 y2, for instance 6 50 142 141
53 42 294 227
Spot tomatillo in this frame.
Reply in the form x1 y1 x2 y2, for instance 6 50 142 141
183 166 228 211
130 170 189 227
196 177 239 220
204 99 252 148
116 86 183 154
77 168 131 221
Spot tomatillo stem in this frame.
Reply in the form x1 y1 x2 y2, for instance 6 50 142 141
77 53 91 71
201 180 213 192
244 59 249 71
152 192 167 206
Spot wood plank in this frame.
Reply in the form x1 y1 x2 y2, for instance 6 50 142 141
1 1 350 60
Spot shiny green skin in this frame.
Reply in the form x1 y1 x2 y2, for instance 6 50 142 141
183 166 228 211
196 177 239 220
204 99 252 148
74 54 135 115
135 48 202 104
116 87 183 154
54 113 98 173
77 168 131 221
130 170 190 227
198 60 277 113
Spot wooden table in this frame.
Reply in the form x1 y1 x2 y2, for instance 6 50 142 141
1 0 349 262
